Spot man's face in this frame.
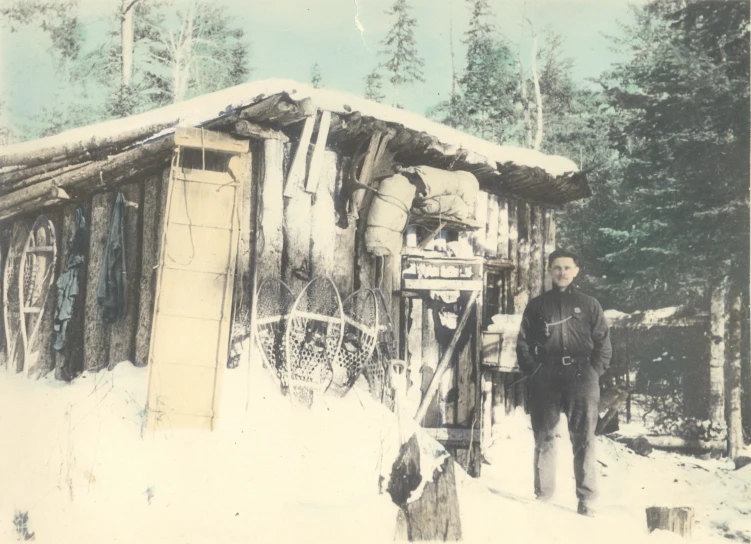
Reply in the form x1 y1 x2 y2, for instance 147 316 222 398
549 257 579 290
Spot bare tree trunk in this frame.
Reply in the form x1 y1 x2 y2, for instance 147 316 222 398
171 4 195 103
709 278 728 431
529 28 543 151
121 0 136 89
726 283 743 459
518 56 532 148
449 1 457 99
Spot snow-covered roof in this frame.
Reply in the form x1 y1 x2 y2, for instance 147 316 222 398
0 79 591 210
1 79 574 172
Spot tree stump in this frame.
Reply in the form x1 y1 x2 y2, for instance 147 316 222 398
389 434 462 542
646 507 694 538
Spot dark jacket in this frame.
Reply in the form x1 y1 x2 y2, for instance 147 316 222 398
516 286 612 376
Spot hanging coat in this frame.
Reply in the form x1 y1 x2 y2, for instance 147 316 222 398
53 207 87 351
97 192 127 323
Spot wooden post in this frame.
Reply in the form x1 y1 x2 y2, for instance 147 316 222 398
516 201 530 311
481 370 493 453
491 372 505 426
54 203 89 380
529 205 543 298
83 192 112 372
456 332 473 426
726 284 743 459
310 150 338 280
227 154 254 370
256 139 285 287
507 200 518 314
415 292 478 423
420 302 442 427
542 208 555 292
709 278 728 430
497 197 509 260
284 112 317 197
108 181 143 367
332 158 356 298
134 174 162 367
485 195 499 258
645 507 694 538
473 191 488 256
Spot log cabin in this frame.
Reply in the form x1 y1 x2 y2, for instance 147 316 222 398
0 79 590 475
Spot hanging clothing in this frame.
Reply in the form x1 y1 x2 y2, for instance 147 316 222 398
53 207 87 351
97 192 127 323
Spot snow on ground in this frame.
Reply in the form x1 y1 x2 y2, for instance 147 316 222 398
1 354 749 543
480 409 751 544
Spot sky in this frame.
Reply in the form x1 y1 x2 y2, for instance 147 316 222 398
0 0 647 133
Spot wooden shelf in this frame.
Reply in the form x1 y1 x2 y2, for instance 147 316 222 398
409 213 481 232
403 278 483 292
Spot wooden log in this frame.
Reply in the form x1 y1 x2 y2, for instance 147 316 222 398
472 191 488 256
233 119 289 142
108 182 143 367
304 110 332 193
507 200 518 314
401 455 462 541
256 139 285 287
0 158 69 189
1 160 91 195
529 205 543 298
485 195 500 258
54 203 88 380
0 139 173 223
491 372 505 426
283 112 317 198
419 301 441 427
228 154 254 369
456 328 474 426
542 208 555 291
282 178 313 295
83 192 112 372
415 291 479 422
134 175 160 367
504 374 515 415
331 159 356 298
481 370 493 453
516 201 531 311
727 284 744 459
645 507 694 538
352 131 383 221
310 150 338 279
709 278 728 428
497 197 509 259
0 121 175 170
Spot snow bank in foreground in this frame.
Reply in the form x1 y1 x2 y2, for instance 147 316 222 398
2 354 748 544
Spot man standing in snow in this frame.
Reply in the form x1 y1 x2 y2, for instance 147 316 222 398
516 249 612 516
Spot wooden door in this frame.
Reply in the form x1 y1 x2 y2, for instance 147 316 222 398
146 128 248 431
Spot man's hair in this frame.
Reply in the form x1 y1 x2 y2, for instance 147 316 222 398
548 248 580 267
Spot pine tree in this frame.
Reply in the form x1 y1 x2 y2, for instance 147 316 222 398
310 63 323 88
364 69 386 103
560 0 750 312
379 0 424 107
429 0 517 142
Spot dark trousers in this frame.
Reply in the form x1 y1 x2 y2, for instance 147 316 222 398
528 361 600 503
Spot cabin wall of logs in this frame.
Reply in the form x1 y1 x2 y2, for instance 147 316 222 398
0 165 169 379
0 128 555 448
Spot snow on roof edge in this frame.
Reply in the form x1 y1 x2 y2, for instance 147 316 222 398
0 78 580 178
